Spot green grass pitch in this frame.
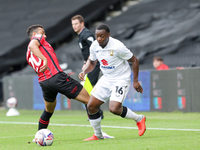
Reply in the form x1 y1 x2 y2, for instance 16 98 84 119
0 110 200 150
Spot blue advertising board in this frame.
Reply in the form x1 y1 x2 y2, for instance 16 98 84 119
123 71 151 111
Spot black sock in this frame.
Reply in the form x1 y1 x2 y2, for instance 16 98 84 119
85 104 103 120
38 110 53 130
120 106 127 118
88 110 101 120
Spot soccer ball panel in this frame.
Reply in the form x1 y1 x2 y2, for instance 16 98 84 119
34 129 54 146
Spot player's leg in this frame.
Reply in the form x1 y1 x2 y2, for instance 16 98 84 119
38 79 58 130
44 99 57 113
60 74 102 120
54 73 93 120
74 87 105 124
87 66 104 119
83 95 105 141
109 101 143 122
74 87 90 105
73 82 111 140
109 84 146 136
38 99 56 130
74 87 91 117
83 77 114 141
109 101 146 136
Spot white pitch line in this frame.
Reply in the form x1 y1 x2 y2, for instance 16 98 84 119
0 121 200 132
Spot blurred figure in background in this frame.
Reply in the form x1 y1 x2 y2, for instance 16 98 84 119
153 56 169 70
71 15 100 86
71 15 103 120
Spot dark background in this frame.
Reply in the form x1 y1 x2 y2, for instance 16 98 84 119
1 0 200 107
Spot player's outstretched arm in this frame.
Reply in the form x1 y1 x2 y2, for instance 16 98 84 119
29 39 48 72
128 55 143 93
84 59 97 74
78 59 97 81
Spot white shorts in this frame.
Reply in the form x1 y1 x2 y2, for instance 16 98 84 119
91 76 130 103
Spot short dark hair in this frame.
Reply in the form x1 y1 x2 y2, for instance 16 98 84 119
153 56 163 61
71 15 84 23
96 24 110 33
26 24 43 39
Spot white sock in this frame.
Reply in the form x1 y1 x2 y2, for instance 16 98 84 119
89 117 103 138
124 108 142 122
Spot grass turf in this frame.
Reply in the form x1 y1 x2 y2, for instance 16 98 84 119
0 110 200 150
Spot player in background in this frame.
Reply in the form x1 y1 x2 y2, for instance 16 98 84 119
79 24 146 141
71 15 100 86
71 15 103 119
26 24 112 140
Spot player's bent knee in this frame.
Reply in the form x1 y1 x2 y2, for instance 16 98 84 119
109 104 121 115
87 104 98 114
87 104 94 112
109 107 118 115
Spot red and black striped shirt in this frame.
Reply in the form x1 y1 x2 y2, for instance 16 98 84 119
26 34 63 82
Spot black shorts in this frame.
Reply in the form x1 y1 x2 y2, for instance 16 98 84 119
87 63 100 86
39 72 83 102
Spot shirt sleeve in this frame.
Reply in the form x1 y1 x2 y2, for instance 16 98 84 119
116 42 133 60
82 36 94 61
89 42 97 61
85 36 94 46
32 34 45 45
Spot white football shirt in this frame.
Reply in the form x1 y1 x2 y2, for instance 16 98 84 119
90 36 133 82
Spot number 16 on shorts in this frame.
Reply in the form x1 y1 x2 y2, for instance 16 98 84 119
110 86 129 103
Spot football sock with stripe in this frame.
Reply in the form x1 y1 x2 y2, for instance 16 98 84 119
38 110 53 130
120 106 141 122
88 110 103 138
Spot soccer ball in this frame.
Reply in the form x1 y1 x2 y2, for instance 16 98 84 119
34 129 54 146
6 97 18 108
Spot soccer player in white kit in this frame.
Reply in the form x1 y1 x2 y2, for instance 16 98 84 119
79 24 146 141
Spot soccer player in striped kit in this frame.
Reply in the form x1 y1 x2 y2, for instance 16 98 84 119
26 24 113 140
26 24 91 130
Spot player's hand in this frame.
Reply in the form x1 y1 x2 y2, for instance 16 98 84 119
39 59 48 72
78 71 86 81
133 81 143 93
